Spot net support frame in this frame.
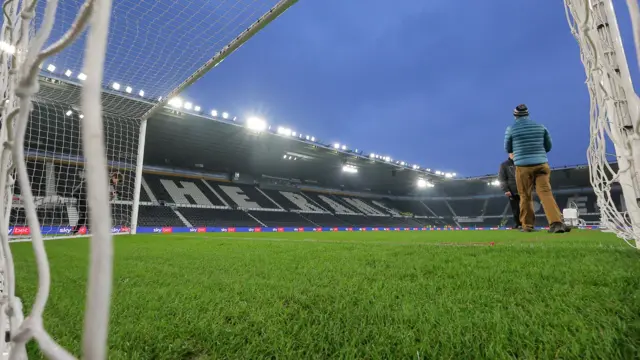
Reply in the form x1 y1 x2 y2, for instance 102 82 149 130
565 0 640 247
129 0 299 233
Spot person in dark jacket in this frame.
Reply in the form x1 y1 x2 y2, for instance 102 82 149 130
71 171 120 235
498 153 521 229
504 104 568 233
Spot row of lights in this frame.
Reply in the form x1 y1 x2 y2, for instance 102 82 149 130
39 61 456 178
488 180 501 187
342 164 358 174
283 155 298 161
43 63 148 98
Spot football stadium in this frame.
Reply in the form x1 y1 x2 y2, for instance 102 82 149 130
2 0 640 359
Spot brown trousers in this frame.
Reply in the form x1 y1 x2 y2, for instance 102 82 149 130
515 163 562 229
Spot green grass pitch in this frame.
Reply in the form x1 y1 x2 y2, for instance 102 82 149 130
11 230 640 359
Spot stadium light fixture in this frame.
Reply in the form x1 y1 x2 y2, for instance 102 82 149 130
139 90 145 97
311 136 315 142
292 131 297 137
400 161 406 166
64 69 72 77
77 73 87 81
65 110 73 116
370 153 376 159
435 171 442 175
334 143 340 149
112 82 121 91
305 135 310 140
417 178 435 188
194 106 201 112
79 114 84 119
125 86 132 94
452 173 457 177
283 154 287 159
342 145 347 151
46 64 56 72
222 112 229 119
489 180 501 187
277 127 292 136
211 110 218 117
168 97 183 108
247 117 267 132
342 165 358 174
445 173 453 178
184 102 193 110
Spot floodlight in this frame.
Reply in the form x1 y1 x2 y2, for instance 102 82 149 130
64 69 72 77
168 97 183 108
306 135 310 140
222 112 229 119
112 82 121 91
124 86 132 94
139 90 145 97
452 173 457 177
311 137 315 142
247 117 267 132
184 102 193 110
211 110 218 117
277 127 292 136
445 173 453 178
370 153 376 158
334 143 340 149
79 114 84 119
194 106 201 112
283 154 287 159
76 73 87 81
292 131 297 137
342 165 358 173
342 145 347 150
65 110 73 116
435 171 442 175
400 162 406 166
46 64 56 72
417 179 427 188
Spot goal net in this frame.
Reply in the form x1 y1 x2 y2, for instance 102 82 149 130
0 0 296 358
564 0 640 248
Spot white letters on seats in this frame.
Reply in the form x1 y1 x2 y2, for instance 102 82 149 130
318 195 358 214
160 179 212 206
280 192 324 212
219 185 262 209
371 200 402 216
566 196 588 215
344 198 387 216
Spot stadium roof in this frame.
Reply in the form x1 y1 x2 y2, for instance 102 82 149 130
34 76 448 195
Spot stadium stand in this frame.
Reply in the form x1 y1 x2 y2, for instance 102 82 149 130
179 208 261 227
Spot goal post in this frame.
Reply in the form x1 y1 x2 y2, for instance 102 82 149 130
564 0 640 247
130 0 299 234
0 0 299 358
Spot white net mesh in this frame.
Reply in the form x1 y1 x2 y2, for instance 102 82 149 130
564 0 640 247
0 0 297 358
9 100 139 237
35 0 288 118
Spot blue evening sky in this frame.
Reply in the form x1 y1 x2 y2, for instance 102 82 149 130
185 1 639 177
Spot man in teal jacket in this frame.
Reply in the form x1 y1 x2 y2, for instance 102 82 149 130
504 104 567 233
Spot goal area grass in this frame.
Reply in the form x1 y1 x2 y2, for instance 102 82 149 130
12 230 640 359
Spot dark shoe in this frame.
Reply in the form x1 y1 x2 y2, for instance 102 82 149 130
548 222 566 234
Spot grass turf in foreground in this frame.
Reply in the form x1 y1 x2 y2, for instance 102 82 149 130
10 230 640 359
